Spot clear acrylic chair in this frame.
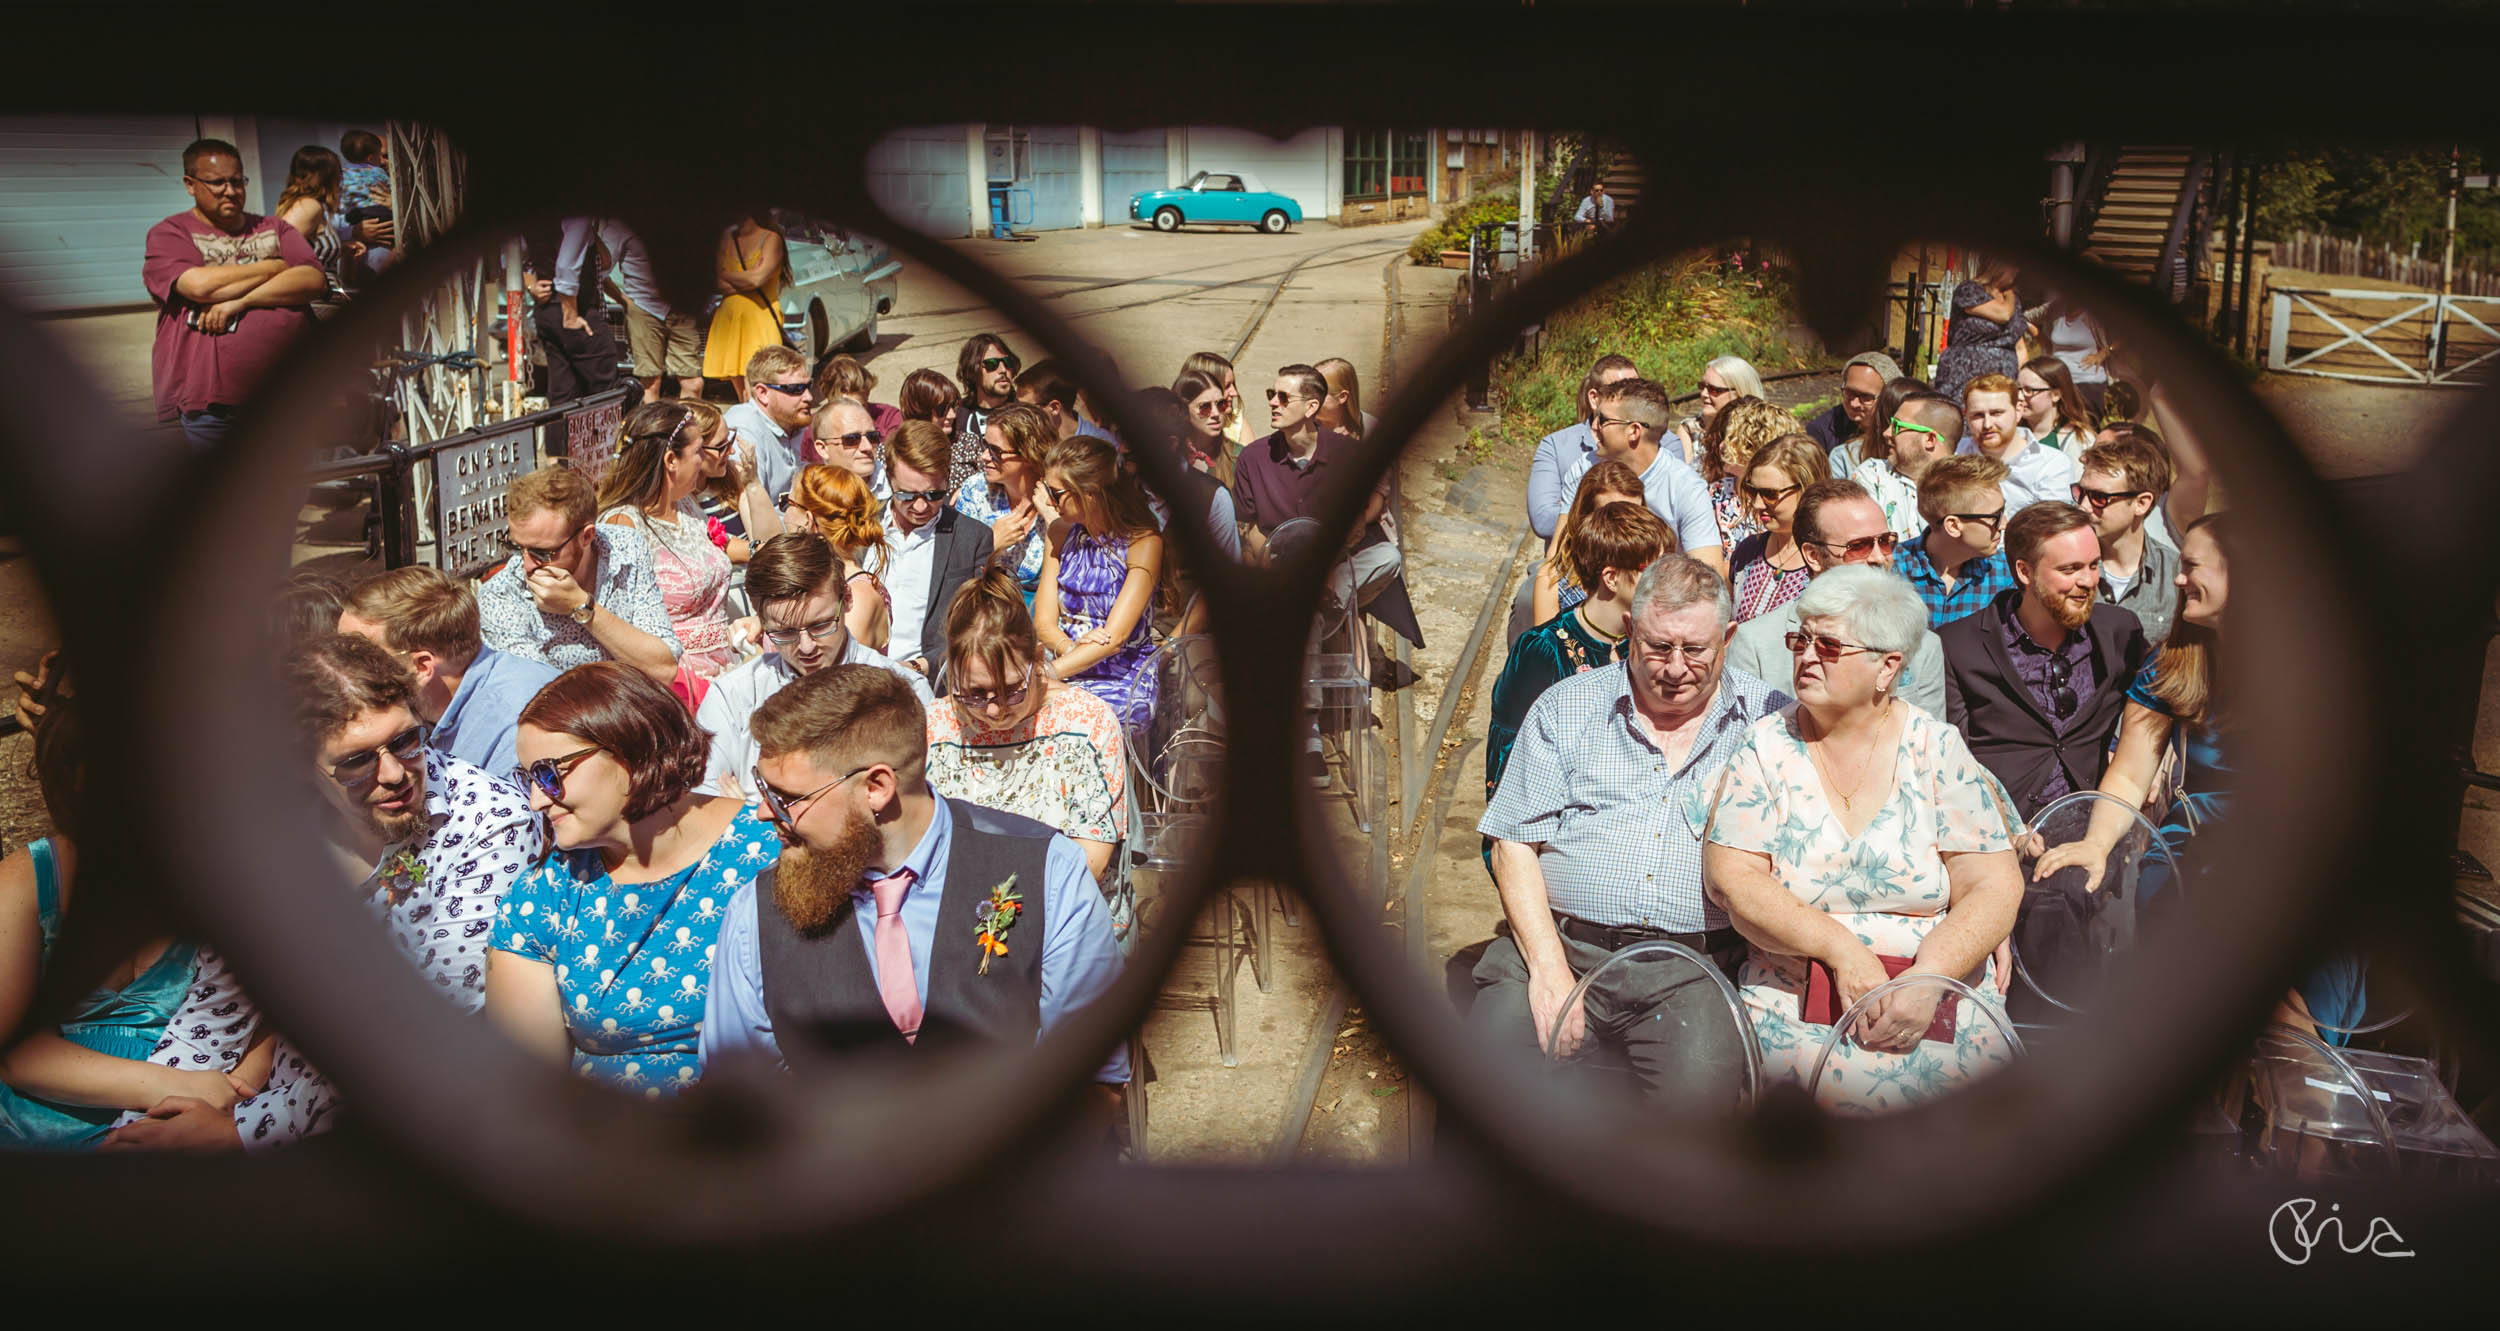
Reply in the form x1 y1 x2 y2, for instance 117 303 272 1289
1804 973 2024 1113
1544 940 1763 1116
2008 789 2179 1034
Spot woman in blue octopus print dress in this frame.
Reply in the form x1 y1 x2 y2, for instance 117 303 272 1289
1703 566 2025 1114
1033 433 1163 732
485 662 778 1101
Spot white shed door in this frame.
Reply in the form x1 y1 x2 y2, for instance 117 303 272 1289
1183 127 1329 220
0 114 204 313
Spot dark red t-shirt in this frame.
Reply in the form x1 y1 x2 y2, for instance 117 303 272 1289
1232 426 1390 548
141 210 319 419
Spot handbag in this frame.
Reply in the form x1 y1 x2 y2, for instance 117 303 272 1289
1801 954 1960 1044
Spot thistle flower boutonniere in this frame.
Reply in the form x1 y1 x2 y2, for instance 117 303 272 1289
379 848 427 905
974 873 1023 977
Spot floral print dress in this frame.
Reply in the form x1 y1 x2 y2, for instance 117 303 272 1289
1709 476 1761 550
603 500 735 676
925 683 1133 946
1705 705 2020 1114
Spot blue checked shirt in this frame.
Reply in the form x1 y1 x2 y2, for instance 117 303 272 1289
1893 530 2015 631
1478 662 1790 932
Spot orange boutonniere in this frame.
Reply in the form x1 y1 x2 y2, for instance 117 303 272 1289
974 873 1023 977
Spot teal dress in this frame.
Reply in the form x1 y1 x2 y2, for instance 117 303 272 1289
0 840 201 1150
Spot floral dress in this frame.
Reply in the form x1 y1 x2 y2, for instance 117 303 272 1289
491 804 779 1100
1936 280 2027 406
1728 532 1810 624
1706 706 2020 1114
926 683 1133 945
1709 476 1761 550
603 501 735 676
951 473 1045 604
1053 524 1159 731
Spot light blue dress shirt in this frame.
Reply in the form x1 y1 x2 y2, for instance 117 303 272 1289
700 797 1130 1081
433 646 561 782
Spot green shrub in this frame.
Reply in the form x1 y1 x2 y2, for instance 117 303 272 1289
1411 184 1520 264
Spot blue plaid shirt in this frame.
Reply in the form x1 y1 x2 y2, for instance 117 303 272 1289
1894 530 2014 631
1479 662 1790 933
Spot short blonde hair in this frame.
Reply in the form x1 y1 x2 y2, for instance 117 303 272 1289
745 344 806 387
507 464 597 530
1915 454 2010 525
342 566 481 668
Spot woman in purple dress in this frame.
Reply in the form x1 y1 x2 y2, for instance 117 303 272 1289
1034 434 1164 731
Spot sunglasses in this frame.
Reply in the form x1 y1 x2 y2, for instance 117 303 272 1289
514 745 600 803
497 529 580 564
955 665 1036 711
892 486 950 505
1592 410 1640 431
697 436 732 457
828 429 883 449
2045 652 2078 719
1741 482 1801 505
1265 389 1316 404
1697 381 1735 397
1950 508 2008 531
759 381 813 398
1840 388 1880 406
761 613 845 648
753 762 875 831
1190 399 1226 416
1784 631 1883 663
980 355 1020 373
325 721 431 785
1807 531 1899 559
1888 416 1945 442
2071 485 2150 511
980 443 1020 464
1040 481 1071 504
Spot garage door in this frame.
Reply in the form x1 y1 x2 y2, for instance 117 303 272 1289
1100 129 1167 224
866 125 972 238
1184 127 1330 221
0 114 205 312
1025 126 1081 232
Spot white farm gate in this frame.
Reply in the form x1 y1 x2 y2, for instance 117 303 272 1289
2266 285 2500 386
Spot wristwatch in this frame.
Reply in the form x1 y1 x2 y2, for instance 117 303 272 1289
568 602 595 626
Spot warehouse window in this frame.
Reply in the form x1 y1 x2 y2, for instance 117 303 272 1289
1345 128 1430 200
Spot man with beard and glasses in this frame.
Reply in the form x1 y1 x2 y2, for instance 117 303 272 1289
1940 501 2150 822
104 635 541 1151
699 665 1129 1122
694 531 932 802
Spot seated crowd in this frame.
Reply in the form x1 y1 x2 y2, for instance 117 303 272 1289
1 329 1412 1153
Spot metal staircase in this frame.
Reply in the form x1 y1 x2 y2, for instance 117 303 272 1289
2077 144 2214 301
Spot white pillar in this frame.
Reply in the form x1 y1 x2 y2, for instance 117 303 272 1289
965 124 988 238
1324 126 1344 223
1079 126 1103 227
1168 127 1188 186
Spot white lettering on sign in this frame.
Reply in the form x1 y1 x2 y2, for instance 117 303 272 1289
564 397 625 487
432 424 539 574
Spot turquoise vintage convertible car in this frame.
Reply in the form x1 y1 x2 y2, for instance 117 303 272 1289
1128 171 1304 233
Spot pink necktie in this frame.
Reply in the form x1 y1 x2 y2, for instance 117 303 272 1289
868 869 923 1042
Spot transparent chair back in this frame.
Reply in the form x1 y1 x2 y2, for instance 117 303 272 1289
2243 1022 2399 1178
1125 633 1225 812
1543 941 1762 1116
2010 789 2177 1019
1803 973 2022 1113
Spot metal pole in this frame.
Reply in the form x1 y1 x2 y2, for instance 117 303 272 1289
1519 130 1535 273
2436 145 2460 375
2047 141 2084 250
502 237 525 420
2237 154 2261 359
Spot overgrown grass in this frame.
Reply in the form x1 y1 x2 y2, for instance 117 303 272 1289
1489 252 1818 447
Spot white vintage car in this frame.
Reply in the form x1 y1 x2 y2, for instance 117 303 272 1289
769 210 903 365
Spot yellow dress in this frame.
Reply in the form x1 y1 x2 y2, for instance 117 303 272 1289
702 224 785 379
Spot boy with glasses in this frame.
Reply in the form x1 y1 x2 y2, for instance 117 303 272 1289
142 138 328 450
1726 479 1948 715
695 532 932 803
2074 436 2180 646
1892 453 2014 630
724 344 816 504
475 465 684 684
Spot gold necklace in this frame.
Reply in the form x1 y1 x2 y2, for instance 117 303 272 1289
1807 702 1894 810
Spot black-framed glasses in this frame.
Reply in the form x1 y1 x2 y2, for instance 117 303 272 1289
1840 387 1880 406
1807 531 1900 559
1784 631 1882 663
1742 481 1801 505
2072 485 2150 511
980 355 1020 373
754 762 875 831
1950 508 2009 532
2016 383 2053 398
1039 481 1070 505
185 173 248 193
1592 411 1639 432
828 428 883 449
497 529 580 564
954 664 1037 711
697 435 733 457
326 722 432 786
761 612 845 648
892 486 950 505
2045 652 2079 718
1265 389 1315 405
515 745 600 803
759 381 813 398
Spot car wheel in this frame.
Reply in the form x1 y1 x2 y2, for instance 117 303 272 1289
1154 206 1182 233
841 313 878 354
1261 210 1289 234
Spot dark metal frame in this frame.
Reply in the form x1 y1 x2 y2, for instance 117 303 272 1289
3 4 2499 1310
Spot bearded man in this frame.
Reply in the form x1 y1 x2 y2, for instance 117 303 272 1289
1940 501 2151 822
698 664 1129 1118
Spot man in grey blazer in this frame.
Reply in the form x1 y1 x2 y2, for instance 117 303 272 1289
1725 479 1946 715
880 420 996 685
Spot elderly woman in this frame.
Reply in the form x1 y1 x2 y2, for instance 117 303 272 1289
1671 354 1766 466
1704 564 2024 1113
1725 433 1831 623
485 662 779 1100
926 564 1129 892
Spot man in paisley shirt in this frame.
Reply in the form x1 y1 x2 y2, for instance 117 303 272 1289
105 636 540 1151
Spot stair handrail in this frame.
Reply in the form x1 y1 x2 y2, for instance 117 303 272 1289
2155 147 2213 303
2071 143 2119 250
